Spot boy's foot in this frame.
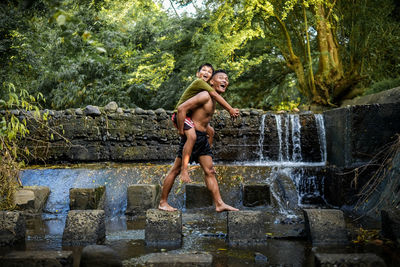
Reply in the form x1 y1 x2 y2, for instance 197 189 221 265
158 203 177 212
180 170 192 183
215 203 239 212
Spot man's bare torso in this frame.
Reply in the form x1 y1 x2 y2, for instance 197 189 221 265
191 91 215 132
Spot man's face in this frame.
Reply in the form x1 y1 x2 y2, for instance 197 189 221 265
210 72 229 94
196 66 213 82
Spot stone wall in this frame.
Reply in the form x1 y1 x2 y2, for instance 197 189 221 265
17 105 322 164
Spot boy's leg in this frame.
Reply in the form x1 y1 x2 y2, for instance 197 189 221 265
206 125 214 147
159 157 182 211
180 128 196 183
197 155 238 212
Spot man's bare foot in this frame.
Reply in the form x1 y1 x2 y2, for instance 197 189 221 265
180 170 192 183
215 203 239 212
158 202 177 212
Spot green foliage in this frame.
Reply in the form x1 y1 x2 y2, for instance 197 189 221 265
364 77 400 96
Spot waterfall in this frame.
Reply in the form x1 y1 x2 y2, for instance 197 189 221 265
314 114 327 163
257 114 267 161
274 115 283 161
290 114 302 162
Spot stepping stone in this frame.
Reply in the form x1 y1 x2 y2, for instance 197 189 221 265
185 184 213 209
314 253 386 267
145 252 212 267
125 184 160 216
227 210 266 245
69 186 106 210
0 251 73 267
242 184 271 207
145 209 182 247
381 209 400 243
303 209 348 246
80 245 122 267
14 186 50 214
62 210 105 246
0 211 25 246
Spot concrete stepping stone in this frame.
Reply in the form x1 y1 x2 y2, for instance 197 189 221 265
145 252 212 267
0 211 25 246
185 184 213 209
381 209 400 244
125 184 160 216
14 186 50 215
314 253 386 267
303 209 348 246
227 210 266 245
80 245 122 267
0 251 73 267
62 210 105 246
242 183 271 207
145 209 182 247
69 186 106 210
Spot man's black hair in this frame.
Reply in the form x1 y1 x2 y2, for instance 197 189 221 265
211 69 227 78
198 63 214 74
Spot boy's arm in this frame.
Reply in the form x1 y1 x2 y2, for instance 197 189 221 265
208 91 240 117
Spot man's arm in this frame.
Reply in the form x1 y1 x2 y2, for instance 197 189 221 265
177 92 210 135
208 91 240 117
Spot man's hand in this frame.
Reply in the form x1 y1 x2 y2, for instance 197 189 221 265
180 169 192 183
229 108 240 118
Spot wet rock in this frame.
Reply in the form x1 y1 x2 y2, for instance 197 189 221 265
62 210 105 246
0 211 25 246
265 213 305 238
75 108 83 115
254 252 268 265
135 107 145 115
116 107 123 114
14 186 50 214
314 253 386 267
0 251 73 267
69 186 106 210
242 184 271 207
84 105 101 116
303 209 348 246
145 209 182 247
227 211 267 245
80 245 122 267
185 184 213 209
104 101 118 112
65 109 74 115
145 252 212 267
381 209 400 243
155 108 166 115
125 184 160 217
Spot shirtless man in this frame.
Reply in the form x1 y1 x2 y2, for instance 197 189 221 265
159 70 239 212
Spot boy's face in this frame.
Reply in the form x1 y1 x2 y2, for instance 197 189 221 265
196 66 213 82
210 72 229 94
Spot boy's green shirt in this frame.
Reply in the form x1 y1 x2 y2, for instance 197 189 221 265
174 79 215 112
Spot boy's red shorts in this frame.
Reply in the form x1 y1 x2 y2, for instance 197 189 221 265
171 112 194 130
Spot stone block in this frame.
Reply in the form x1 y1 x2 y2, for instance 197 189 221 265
303 209 348 246
0 251 73 267
227 211 266 245
145 252 213 267
80 245 122 267
62 210 105 246
381 209 400 243
69 186 105 210
0 211 25 246
242 184 270 207
145 209 182 247
314 253 386 267
185 184 213 209
14 186 50 214
125 184 160 216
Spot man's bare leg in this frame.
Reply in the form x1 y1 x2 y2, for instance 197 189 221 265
158 157 182 211
180 128 196 183
198 155 239 212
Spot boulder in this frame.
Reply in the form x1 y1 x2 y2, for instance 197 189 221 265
0 211 25 246
125 184 160 217
104 101 118 113
145 209 182 247
62 210 105 246
84 105 101 116
80 245 122 267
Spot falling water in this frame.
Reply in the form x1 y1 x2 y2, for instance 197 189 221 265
290 114 302 162
257 114 267 161
314 114 327 163
274 115 283 161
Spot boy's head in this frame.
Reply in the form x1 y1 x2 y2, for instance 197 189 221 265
196 63 214 82
210 70 229 94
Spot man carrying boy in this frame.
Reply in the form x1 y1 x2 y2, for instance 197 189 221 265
172 63 239 183
159 70 239 212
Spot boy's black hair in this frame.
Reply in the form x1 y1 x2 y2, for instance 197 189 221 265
211 69 227 78
198 63 214 74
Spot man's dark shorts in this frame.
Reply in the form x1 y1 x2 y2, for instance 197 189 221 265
177 130 213 163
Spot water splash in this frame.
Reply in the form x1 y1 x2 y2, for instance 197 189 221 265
274 114 283 161
290 114 302 162
257 114 267 161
